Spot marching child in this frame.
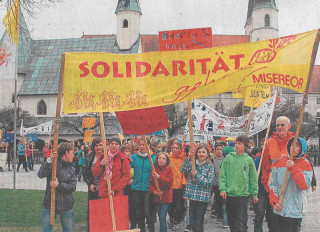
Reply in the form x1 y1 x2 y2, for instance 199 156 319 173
38 142 77 232
181 144 215 232
168 142 187 231
219 135 258 232
130 138 157 232
269 137 313 232
150 153 174 232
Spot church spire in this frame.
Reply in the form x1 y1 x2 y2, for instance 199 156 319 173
246 0 277 26
115 0 142 15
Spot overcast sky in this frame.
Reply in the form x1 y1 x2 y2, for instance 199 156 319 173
1 0 320 62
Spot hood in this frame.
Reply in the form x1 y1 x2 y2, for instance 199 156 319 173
229 151 249 158
169 150 186 160
287 137 307 159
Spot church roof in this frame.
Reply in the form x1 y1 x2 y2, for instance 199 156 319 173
18 12 33 74
115 0 142 14
246 0 278 26
18 35 140 96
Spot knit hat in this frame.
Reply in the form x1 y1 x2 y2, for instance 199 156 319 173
109 137 121 145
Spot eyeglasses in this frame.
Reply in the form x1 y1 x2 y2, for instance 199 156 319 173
276 124 286 127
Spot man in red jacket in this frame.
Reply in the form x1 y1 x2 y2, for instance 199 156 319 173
261 116 294 232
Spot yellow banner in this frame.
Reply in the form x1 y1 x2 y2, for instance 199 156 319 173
63 30 318 113
3 0 20 45
82 118 96 128
232 85 272 108
83 130 94 143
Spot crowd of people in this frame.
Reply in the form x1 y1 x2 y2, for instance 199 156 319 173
1 116 316 232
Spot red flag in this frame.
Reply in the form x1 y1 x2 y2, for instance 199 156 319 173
89 196 129 232
116 107 169 135
134 136 139 144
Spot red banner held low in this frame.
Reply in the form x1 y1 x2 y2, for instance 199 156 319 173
116 106 169 135
89 196 129 232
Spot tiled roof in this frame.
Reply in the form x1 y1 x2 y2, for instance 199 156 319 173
115 0 142 14
282 65 320 94
212 35 250 47
18 35 140 95
141 34 250 53
141 35 159 52
18 12 32 74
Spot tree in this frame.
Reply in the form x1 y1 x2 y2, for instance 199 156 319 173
60 112 112 136
164 103 188 138
4 0 61 17
0 106 35 132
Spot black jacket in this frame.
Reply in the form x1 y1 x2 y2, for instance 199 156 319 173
38 159 77 211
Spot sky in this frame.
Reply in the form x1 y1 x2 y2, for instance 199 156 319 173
1 0 320 62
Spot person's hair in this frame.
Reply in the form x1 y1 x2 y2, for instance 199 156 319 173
220 141 227 147
133 144 139 153
172 142 182 150
120 145 130 153
58 142 73 158
154 152 170 167
236 135 249 148
215 143 223 150
91 138 102 152
195 144 210 160
138 137 150 145
251 147 260 157
276 116 291 125
150 142 157 154
184 145 190 156
166 138 177 152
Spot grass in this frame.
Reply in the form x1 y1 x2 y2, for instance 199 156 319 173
0 189 87 231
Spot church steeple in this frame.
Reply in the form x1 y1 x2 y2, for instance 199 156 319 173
115 0 142 15
245 0 279 42
115 0 142 50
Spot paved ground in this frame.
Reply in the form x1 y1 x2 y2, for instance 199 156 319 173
1 164 319 231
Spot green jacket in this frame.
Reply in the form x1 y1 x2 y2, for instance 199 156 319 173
219 152 258 197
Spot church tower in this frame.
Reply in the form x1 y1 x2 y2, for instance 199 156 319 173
115 0 142 50
245 0 278 42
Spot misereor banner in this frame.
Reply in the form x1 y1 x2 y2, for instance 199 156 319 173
63 30 318 113
184 94 276 137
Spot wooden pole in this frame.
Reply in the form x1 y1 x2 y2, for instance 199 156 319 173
130 135 134 154
187 101 196 180
245 107 254 136
242 99 245 115
99 112 117 232
279 29 320 205
142 135 162 198
50 53 66 225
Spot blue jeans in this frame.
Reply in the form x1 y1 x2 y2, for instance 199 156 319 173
40 208 74 232
78 165 83 181
254 192 267 232
222 198 228 225
189 200 209 232
226 196 248 232
156 203 169 232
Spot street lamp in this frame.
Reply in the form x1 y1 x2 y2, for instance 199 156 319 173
316 116 320 165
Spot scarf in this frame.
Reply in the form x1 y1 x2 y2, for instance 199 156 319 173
104 150 118 180
139 152 148 158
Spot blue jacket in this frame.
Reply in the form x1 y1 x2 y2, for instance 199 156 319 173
269 138 313 218
181 157 215 202
130 153 156 191
18 143 25 156
77 150 86 166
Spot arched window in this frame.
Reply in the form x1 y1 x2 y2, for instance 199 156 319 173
123 19 128 28
37 100 47 115
265 14 270 27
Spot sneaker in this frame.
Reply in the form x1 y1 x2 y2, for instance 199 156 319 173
222 224 229 228
184 225 192 232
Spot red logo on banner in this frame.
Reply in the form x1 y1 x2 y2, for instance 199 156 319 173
159 27 212 51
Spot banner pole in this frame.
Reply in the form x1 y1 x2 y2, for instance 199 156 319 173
279 29 320 205
245 107 254 137
50 53 65 225
142 135 162 199
99 112 117 231
187 101 196 180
